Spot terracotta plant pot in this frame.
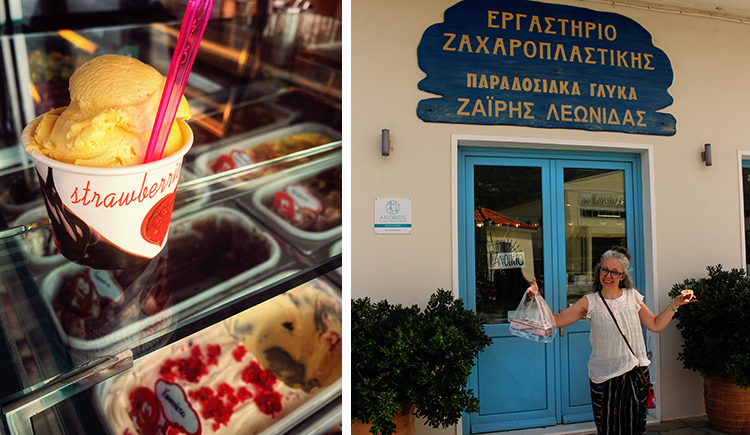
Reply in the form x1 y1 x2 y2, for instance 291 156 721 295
352 404 416 435
704 375 750 434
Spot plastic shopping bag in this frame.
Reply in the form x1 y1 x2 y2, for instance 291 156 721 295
509 289 557 343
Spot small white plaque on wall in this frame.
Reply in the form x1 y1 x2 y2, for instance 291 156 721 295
374 198 412 234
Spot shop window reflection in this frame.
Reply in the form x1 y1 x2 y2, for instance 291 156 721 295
474 166 542 324
564 168 626 307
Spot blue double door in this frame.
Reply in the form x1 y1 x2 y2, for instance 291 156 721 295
458 146 644 433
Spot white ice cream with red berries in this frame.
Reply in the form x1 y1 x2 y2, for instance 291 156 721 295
101 322 309 435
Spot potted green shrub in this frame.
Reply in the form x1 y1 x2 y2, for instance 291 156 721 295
351 289 493 435
670 264 750 434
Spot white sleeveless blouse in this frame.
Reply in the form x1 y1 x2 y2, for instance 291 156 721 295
584 288 651 384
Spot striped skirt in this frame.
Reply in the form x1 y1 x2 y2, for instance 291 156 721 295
590 366 650 435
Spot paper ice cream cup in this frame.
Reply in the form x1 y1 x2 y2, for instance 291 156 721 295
22 119 193 270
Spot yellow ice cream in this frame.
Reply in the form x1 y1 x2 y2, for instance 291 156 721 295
226 281 342 393
24 54 191 167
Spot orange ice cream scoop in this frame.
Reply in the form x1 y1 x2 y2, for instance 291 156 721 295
25 54 191 167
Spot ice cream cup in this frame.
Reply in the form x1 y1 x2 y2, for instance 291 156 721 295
22 118 193 270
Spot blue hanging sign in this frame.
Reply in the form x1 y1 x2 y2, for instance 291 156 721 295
417 0 676 136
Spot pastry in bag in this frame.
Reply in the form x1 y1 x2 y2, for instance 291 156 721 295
509 290 557 343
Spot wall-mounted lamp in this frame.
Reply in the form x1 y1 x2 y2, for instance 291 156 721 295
381 129 391 156
701 143 712 166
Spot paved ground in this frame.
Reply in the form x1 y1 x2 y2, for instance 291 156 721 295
574 416 731 435
497 416 732 434
643 416 732 435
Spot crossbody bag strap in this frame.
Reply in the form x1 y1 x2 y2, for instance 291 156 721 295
598 291 637 356
597 291 650 385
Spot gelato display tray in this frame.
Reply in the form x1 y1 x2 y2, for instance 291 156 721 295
239 153 342 256
91 275 342 435
192 122 341 191
39 206 284 363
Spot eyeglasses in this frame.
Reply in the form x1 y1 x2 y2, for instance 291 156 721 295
600 268 623 278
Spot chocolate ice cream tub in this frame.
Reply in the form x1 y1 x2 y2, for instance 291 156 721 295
41 206 281 363
240 153 342 256
41 255 174 364
192 122 341 191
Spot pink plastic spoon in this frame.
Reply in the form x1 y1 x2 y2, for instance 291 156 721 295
143 0 214 163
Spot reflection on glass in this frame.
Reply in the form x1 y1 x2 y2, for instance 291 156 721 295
564 169 626 307
474 166 542 324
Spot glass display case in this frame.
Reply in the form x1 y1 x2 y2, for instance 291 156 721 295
0 0 342 434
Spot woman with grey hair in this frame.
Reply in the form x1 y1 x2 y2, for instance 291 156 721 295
527 246 696 435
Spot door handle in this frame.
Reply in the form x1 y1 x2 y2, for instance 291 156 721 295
560 326 565 336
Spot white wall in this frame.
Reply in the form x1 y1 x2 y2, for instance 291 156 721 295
352 0 750 430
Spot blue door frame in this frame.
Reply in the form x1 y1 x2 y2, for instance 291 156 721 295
458 146 645 433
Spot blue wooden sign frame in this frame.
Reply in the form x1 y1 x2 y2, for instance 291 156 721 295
417 0 676 136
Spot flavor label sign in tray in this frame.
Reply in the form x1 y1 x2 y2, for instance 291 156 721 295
41 206 282 360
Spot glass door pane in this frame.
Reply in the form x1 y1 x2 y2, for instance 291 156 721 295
744 166 750 271
474 165 543 324
563 168 626 307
